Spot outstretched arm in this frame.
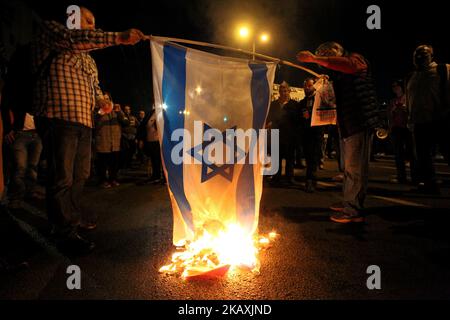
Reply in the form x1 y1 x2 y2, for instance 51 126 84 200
41 20 144 53
297 51 368 74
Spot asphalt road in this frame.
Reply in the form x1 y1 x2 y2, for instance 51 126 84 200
1 156 450 300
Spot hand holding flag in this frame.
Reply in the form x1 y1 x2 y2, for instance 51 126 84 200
117 29 145 45
296 50 317 63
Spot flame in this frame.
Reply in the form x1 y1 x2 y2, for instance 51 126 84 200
159 222 278 279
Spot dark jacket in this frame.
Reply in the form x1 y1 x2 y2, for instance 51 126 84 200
121 113 138 139
267 99 302 142
298 94 315 128
136 109 157 142
94 110 129 153
326 53 380 138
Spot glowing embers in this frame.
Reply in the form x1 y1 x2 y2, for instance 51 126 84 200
159 220 278 280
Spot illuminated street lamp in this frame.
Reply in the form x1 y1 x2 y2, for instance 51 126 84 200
239 26 250 38
260 33 269 43
237 25 270 60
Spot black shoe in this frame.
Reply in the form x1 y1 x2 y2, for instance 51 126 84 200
413 183 441 195
57 232 95 254
305 180 315 193
79 222 97 231
137 176 161 186
269 176 282 186
286 177 301 186
150 177 163 184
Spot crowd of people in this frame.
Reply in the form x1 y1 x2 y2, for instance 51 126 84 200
271 41 449 223
93 95 163 190
0 7 160 255
0 6 448 260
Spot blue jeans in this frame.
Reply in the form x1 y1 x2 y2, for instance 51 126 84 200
341 130 370 215
9 131 43 200
39 118 92 235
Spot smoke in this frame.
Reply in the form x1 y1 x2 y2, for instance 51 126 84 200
195 0 346 85
200 0 303 61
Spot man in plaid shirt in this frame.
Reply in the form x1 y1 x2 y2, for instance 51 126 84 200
33 7 144 253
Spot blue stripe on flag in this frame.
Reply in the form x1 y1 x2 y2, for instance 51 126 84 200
249 63 271 130
161 44 193 231
236 63 270 231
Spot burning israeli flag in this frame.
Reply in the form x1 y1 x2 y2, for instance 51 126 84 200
151 38 278 278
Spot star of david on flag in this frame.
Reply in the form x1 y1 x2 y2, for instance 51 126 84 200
151 38 277 245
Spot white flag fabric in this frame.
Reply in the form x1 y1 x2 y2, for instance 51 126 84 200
151 39 277 245
311 78 337 126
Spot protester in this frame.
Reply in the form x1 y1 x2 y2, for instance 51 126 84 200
266 81 302 186
136 108 164 184
3 112 43 209
297 41 380 223
138 110 146 124
298 78 324 192
121 105 139 169
31 6 144 253
388 80 415 183
406 45 450 194
94 96 128 190
136 109 147 165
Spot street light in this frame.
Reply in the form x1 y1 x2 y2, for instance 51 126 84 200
260 33 269 43
237 25 270 60
239 26 250 38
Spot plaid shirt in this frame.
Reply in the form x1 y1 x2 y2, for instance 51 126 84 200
32 21 119 128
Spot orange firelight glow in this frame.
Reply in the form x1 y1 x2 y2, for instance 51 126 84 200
159 222 278 279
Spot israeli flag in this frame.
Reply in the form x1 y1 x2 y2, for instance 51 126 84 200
151 39 277 245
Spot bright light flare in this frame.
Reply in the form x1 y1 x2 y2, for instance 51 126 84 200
159 222 278 279
238 26 250 38
260 33 269 43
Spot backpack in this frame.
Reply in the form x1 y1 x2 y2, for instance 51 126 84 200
1 43 55 129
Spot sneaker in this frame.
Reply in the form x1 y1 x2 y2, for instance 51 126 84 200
390 176 407 184
79 222 97 231
149 176 163 184
330 212 364 224
137 176 161 186
110 180 120 187
305 180 315 193
101 182 112 189
415 183 441 195
329 202 345 212
286 177 301 186
269 176 282 187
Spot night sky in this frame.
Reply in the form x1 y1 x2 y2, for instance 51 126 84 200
23 0 450 112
